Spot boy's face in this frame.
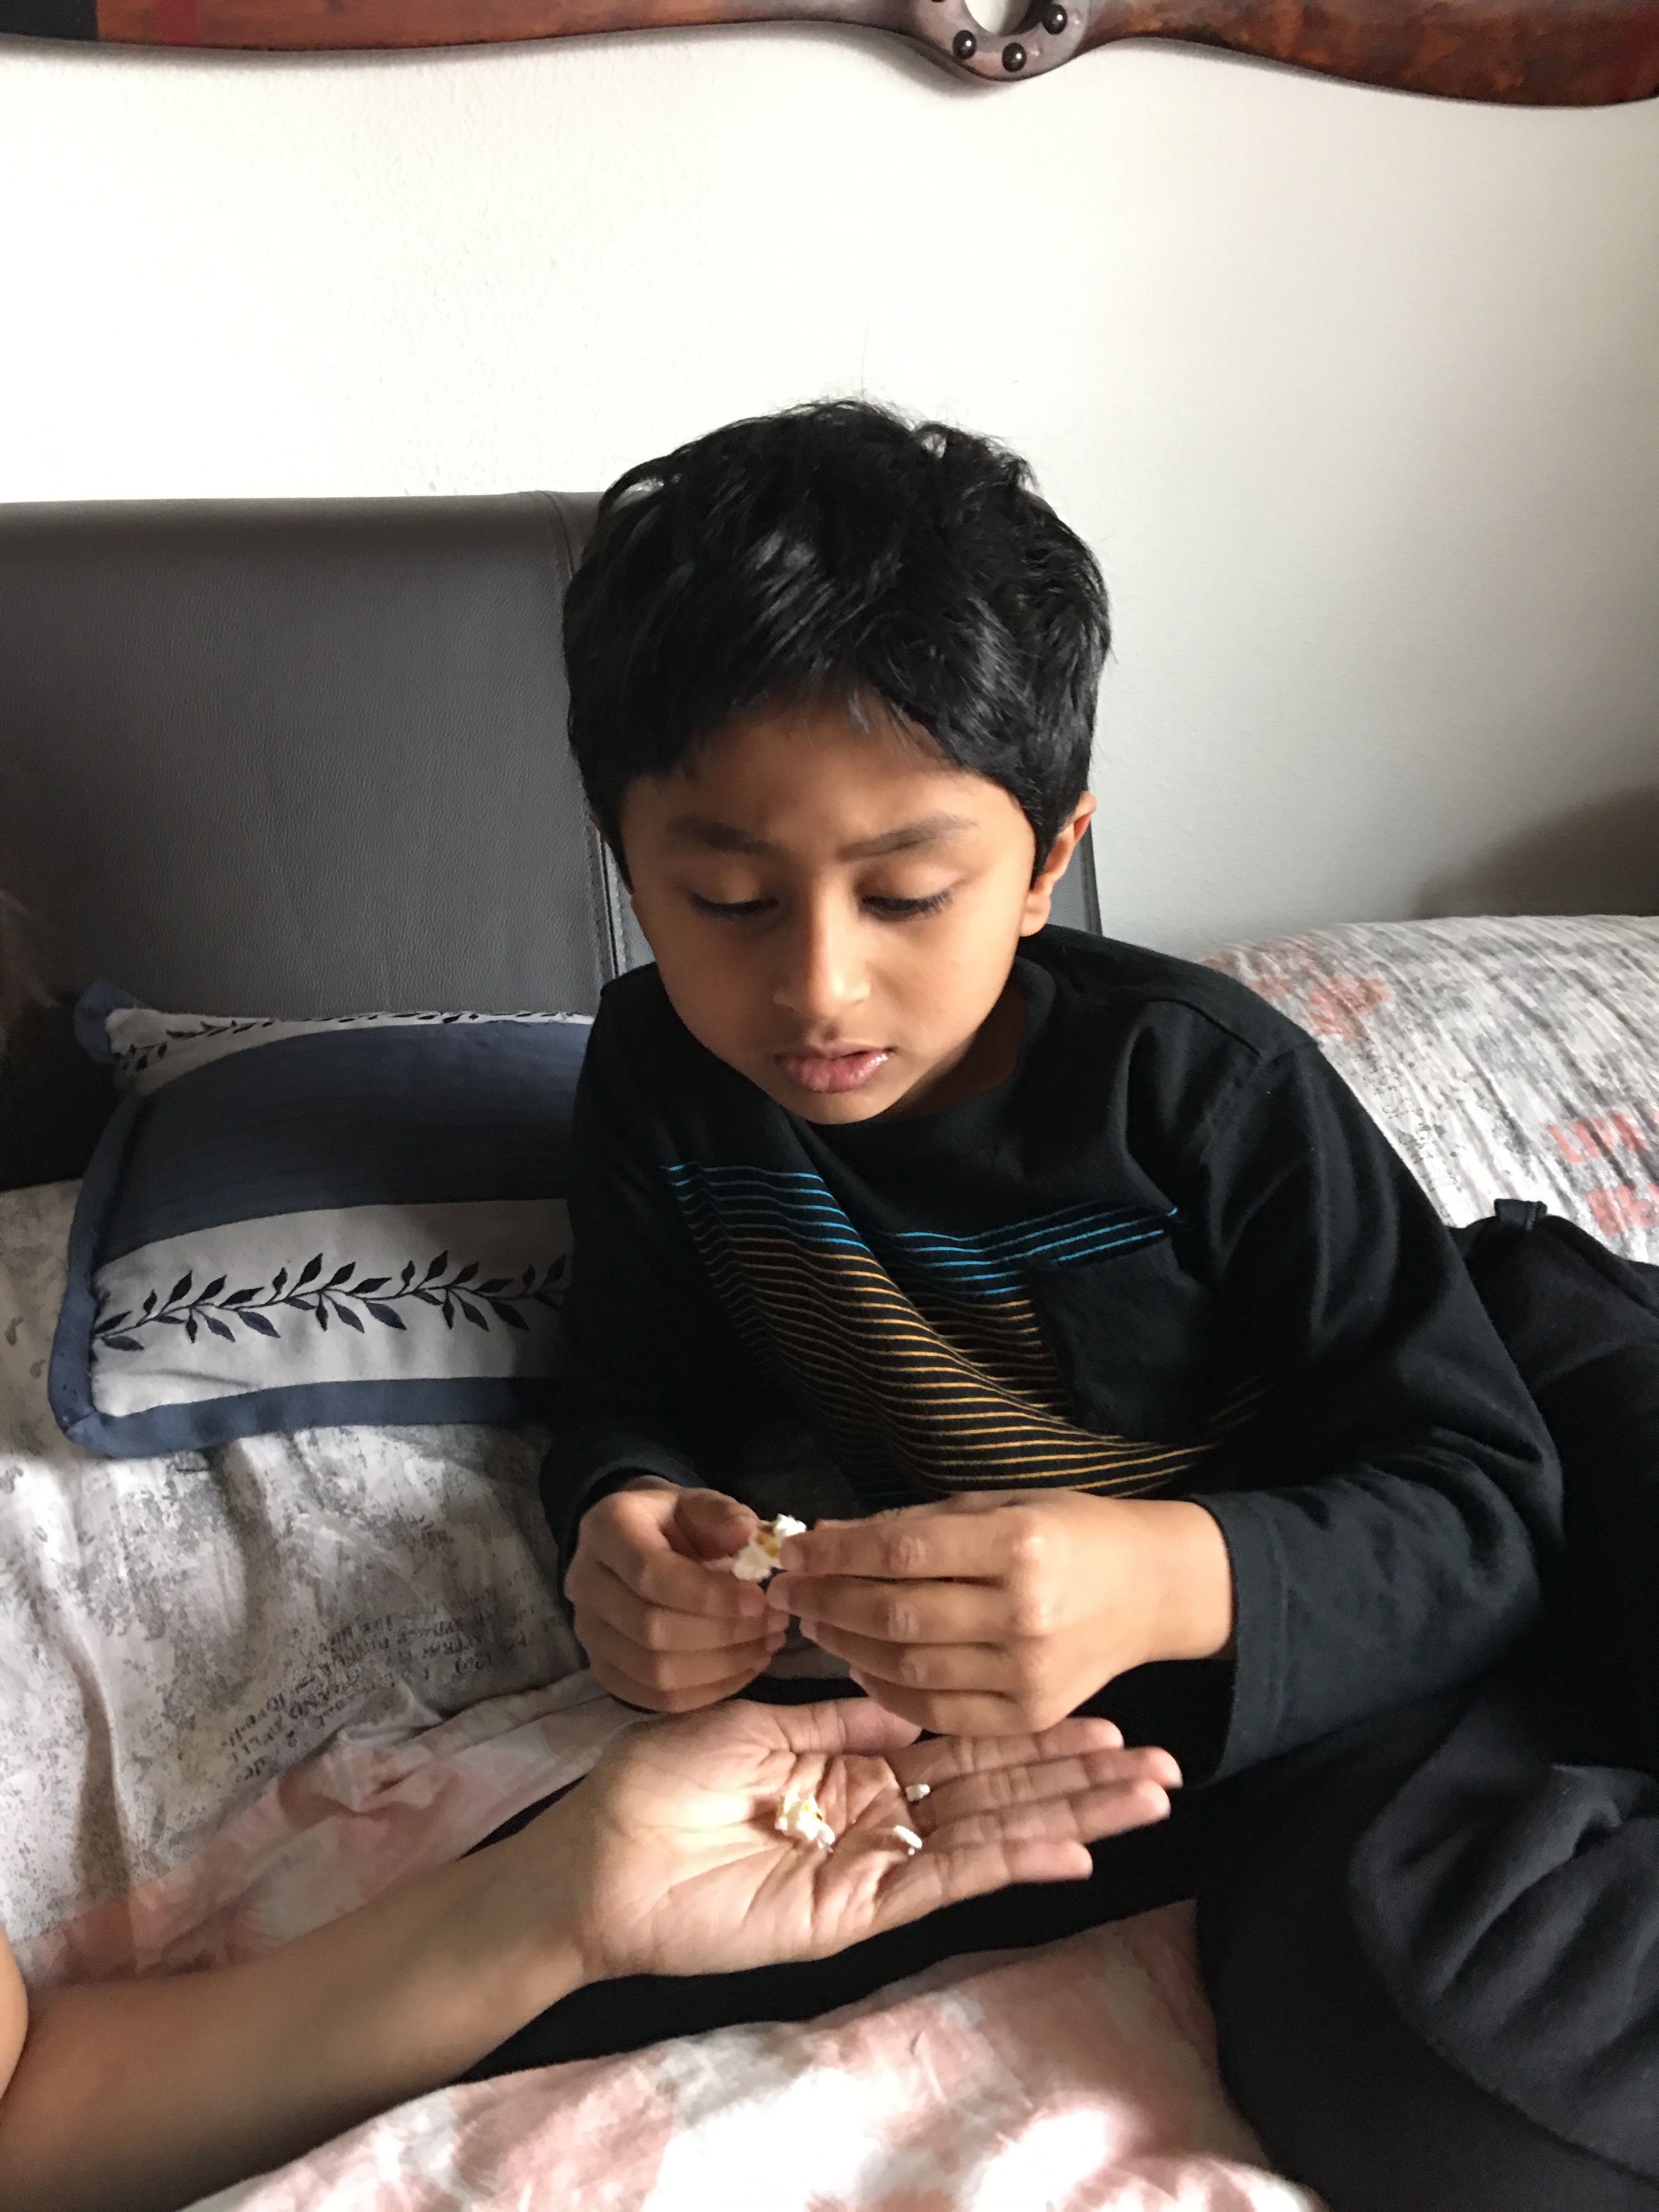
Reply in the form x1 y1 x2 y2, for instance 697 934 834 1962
616 697 1094 1124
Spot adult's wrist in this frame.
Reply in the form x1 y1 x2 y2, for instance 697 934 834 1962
477 1801 595 2021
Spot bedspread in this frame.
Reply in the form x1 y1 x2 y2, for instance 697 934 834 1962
24 1654 1315 2212
4 1176 1314 2209
90 1666 1309 2212
188 1908 1318 2212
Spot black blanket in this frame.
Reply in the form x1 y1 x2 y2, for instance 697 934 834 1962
1352 1205 1659 2179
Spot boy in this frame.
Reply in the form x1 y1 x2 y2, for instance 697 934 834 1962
535 402 1568 2200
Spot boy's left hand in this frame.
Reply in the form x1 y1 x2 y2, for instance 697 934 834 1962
765 1490 1235 1736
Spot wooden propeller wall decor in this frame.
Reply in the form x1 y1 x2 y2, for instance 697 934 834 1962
3 0 1657 101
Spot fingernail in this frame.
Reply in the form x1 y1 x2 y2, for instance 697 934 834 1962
764 1581 791 1612
800 1620 820 1644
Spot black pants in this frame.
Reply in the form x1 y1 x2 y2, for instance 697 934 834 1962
1195 1686 1659 2212
462 1680 1658 2212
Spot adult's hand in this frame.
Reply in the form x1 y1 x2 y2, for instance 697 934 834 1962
0 1694 1175 2212
535 1695 1181 1983
763 1489 1235 1735
567 1477 785 1710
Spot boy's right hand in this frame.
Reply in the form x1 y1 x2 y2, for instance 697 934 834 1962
567 1478 787 1711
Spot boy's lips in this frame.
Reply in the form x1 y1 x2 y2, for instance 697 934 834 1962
774 1046 891 1095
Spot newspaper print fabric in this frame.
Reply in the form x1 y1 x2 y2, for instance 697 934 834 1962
1206 915 1659 1262
1 1178 576 1952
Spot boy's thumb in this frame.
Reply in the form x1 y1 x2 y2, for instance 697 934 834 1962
674 1488 759 1561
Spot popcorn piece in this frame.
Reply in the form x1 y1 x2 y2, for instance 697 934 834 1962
890 1825 924 1855
774 1785 837 1852
902 1782 931 1803
731 1513 808 1583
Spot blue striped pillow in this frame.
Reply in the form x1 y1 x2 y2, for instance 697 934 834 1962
49 987 590 1457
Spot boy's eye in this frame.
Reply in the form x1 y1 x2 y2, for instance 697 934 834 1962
686 888 954 921
689 894 776 920
865 890 953 919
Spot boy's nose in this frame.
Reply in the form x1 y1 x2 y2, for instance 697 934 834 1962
772 899 871 1025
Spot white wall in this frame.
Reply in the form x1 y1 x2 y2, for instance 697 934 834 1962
1 29 1656 953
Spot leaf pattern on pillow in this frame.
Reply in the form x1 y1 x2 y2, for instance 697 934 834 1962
93 1252 568 1351
121 1015 276 1077
112 1007 575 1084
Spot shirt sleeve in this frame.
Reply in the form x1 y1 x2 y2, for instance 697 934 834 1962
538 999 752 1600
1171 1034 1562 1779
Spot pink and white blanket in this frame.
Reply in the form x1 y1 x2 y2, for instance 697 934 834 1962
196 1906 1315 2212
125 1675 1313 2212
2 1177 1312 2210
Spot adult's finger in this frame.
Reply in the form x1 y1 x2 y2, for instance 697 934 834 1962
918 1748 1183 1836
718 1696 924 1763
586 1502 773 1623
776 1500 1032 1584
580 1614 780 1698
928 1775 1173 1852
851 1837 1098 1939
579 1558 778 1654
898 1716 1129 1778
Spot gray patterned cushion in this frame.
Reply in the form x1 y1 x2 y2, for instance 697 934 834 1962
1205 915 1659 1263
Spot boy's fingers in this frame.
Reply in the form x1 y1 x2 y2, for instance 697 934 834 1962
587 1510 773 1623
770 1575 1005 1641
670 1488 762 1562
580 1559 782 1654
777 1507 1017 1584
802 1622 1013 1692
589 1652 778 1716
581 1614 779 1697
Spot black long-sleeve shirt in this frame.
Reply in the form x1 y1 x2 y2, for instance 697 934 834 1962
542 926 1560 1781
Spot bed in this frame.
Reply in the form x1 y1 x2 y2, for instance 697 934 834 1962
2 492 1655 2209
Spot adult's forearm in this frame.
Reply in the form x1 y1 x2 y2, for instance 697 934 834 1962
0 1814 585 2212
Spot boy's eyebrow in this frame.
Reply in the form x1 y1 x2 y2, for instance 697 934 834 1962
663 812 975 860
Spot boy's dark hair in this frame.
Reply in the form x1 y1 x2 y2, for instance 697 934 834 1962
564 400 1109 875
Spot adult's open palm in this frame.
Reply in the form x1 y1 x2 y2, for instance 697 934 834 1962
551 1697 1180 1983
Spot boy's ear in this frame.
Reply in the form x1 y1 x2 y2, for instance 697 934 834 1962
1021 793 1097 935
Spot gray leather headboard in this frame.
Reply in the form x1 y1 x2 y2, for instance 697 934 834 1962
0 491 1100 1189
